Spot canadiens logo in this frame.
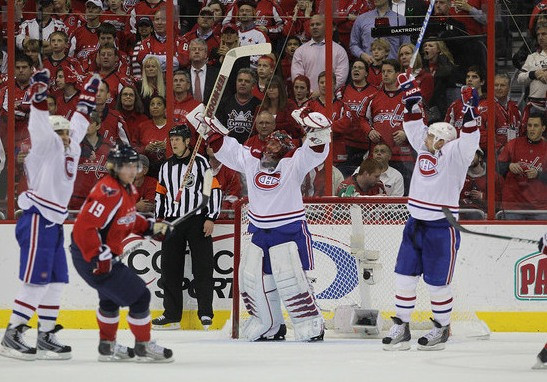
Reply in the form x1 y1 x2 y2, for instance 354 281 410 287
65 157 76 178
101 184 119 197
418 153 438 176
254 171 281 190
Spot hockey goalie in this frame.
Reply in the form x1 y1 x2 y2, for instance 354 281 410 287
187 106 331 341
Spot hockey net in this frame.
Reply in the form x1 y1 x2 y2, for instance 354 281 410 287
231 197 490 339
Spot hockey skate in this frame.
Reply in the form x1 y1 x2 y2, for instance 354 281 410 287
382 316 411 351
151 315 181 330
255 324 287 341
200 316 213 330
37 324 72 360
417 318 450 351
532 347 547 370
134 340 174 363
0 324 37 361
98 340 135 362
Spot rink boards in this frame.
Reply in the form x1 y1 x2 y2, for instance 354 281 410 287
0 222 545 332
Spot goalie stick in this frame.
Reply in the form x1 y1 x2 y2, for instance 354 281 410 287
174 43 272 204
442 207 539 245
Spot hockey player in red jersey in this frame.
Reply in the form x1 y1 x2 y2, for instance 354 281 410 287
70 144 173 362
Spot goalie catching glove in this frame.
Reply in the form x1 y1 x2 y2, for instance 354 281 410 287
185 103 229 141
291 107 332 146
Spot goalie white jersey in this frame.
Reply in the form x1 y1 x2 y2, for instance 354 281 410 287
215 136 329 229
18 106 88 224
403 117 480 221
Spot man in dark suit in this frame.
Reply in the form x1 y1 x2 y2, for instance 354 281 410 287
391 0 429 25
188 38 220 105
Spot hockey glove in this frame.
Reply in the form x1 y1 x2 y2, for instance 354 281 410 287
29 69 51 104
461 86 480 127
92 244 113 275
397 73 422 113
77 74 102 116
145 218 169 241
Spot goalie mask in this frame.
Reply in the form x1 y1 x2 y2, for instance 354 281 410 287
261 130 295 170
428 122 457 147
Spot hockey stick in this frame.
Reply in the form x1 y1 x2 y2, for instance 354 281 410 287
167 168 213 230
442 207 539 245
112 240 145 265
409 0 436 71
174 43 272 204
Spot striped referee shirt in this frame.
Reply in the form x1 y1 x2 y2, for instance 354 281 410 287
155 153 222 221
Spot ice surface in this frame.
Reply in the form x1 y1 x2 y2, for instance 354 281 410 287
0 330 545 382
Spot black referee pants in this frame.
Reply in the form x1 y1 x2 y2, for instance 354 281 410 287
160 214 214 321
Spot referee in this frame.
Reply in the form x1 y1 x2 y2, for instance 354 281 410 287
152 125 222 330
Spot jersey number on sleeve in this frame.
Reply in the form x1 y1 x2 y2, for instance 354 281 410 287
88 201 105 217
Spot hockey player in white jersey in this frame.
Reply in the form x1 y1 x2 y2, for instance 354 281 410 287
382 74 480 351
189 109 330 341
0 69 101 361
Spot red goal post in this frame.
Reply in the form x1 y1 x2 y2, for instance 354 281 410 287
231 197 490 339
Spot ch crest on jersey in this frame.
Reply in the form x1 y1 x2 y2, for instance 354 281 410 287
418 153 438 176
101 184 119 197
254 171 281 190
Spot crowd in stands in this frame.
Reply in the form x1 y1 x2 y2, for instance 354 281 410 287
0 0 545 220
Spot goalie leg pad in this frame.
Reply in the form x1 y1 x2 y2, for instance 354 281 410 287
269 241 324 341
239 243 278 341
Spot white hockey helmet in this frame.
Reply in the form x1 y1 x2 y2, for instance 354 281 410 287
428 122 456 146
49 115 70 132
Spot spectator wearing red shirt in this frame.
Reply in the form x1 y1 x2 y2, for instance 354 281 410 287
69 111 113 210
493 73 521 153
69 0 103 59
398 43 434 105
136 7 182 73
282 0 314 44
130 17 155 80
338 58 377 171
449 0 487 36
281 36 302 97
83 23 132 76
101 0 133 53
244 109 277 156
445 66 488 151
292 74 311 108
261 75 303 141
54 0 85 36
368 38 390 87
334 0 374 49
337 157 386 197
44 31 85 91
95 80 131 146
115 85 150 143
178 7 221 69
130 0 165 34
252 55 276 100
132 95 170 178
96 43 135 104
134 155 157 214
497 113 547 220
224 0 284 41
54 67 81 119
